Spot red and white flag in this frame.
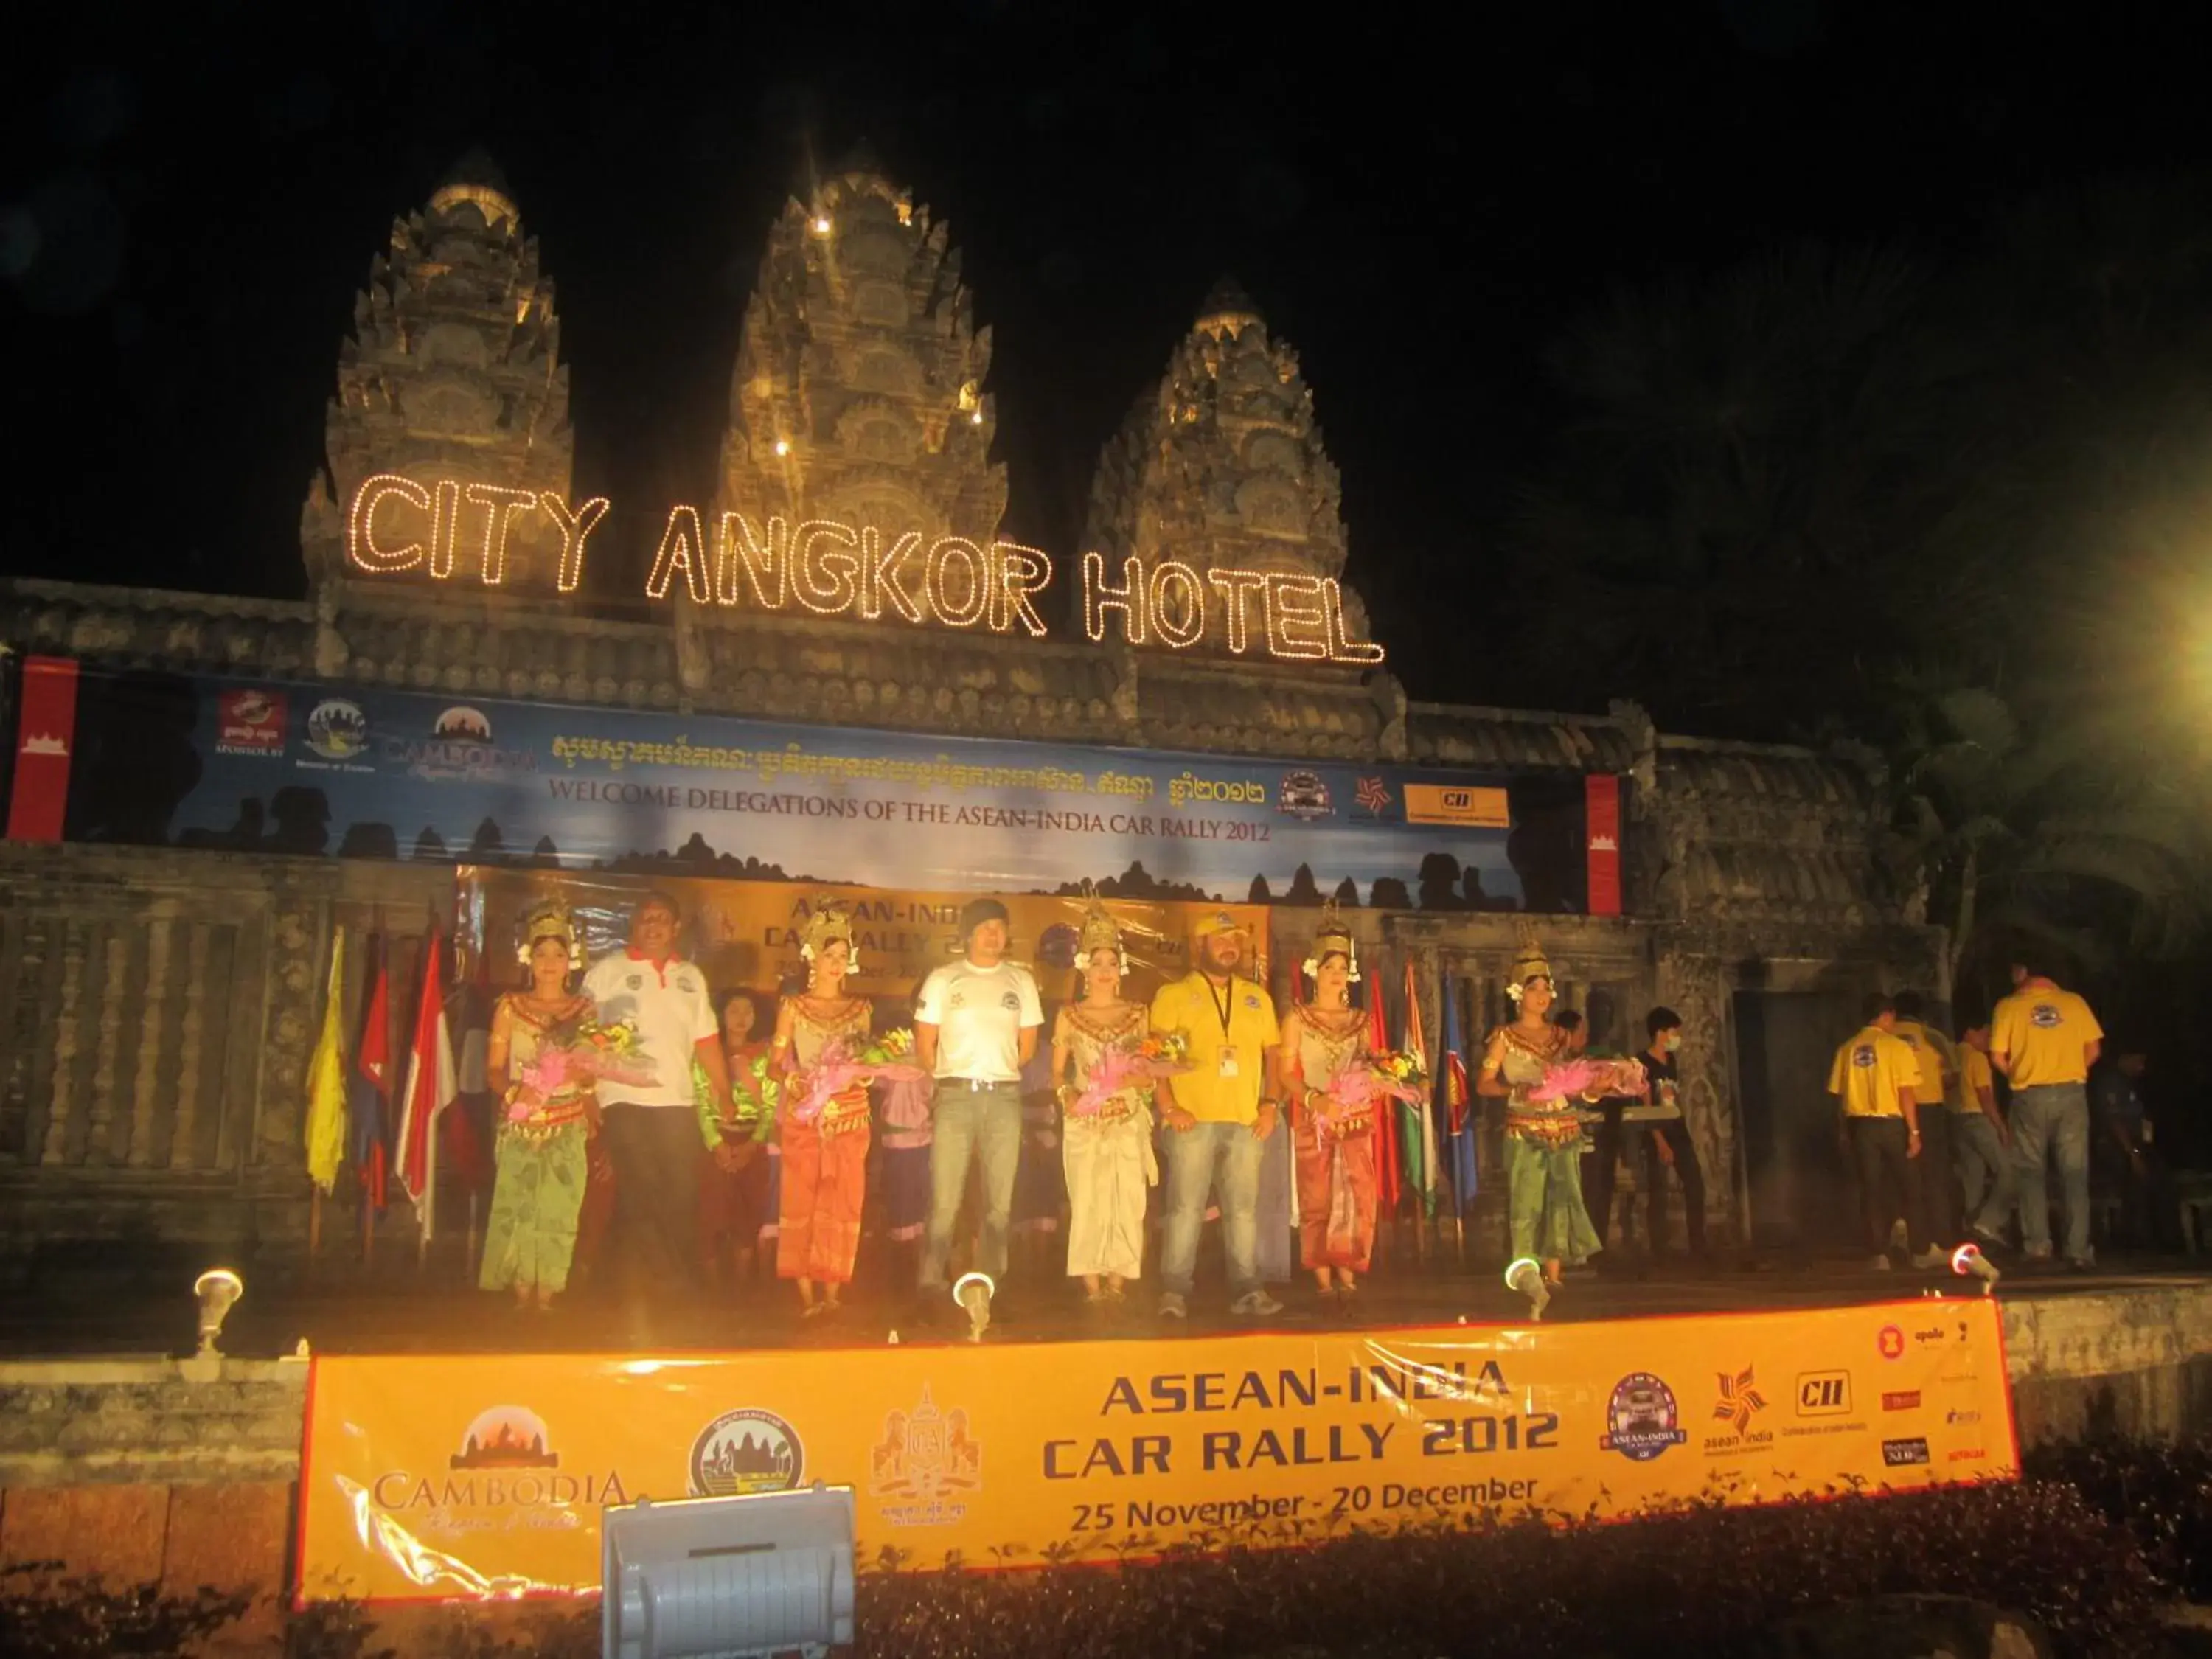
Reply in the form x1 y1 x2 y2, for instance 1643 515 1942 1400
396 932 458 1239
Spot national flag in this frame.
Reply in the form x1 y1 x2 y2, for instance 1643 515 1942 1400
397 931 459 1240
441 943 495 1194
351 935 392 1211
1402 959 1436 1217
1369 966 1400 1211
302 925 347 1194
1442 972 1478 1208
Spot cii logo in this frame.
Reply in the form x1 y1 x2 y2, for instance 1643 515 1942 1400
1796 1371 1851 1416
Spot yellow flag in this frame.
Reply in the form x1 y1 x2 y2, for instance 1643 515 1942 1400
305 924 347 1194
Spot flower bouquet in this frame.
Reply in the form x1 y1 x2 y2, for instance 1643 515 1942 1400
1525 1054 1650 1106
1312 1046 1427 1138
509 1016 656 1122
789 1029 928 1127
1064 1029 1192 1119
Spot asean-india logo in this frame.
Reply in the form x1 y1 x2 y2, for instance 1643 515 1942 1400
1600 1372 1687 1462
689 1408 804 1498
1712 1366 1767 1435
869 1386 982 1503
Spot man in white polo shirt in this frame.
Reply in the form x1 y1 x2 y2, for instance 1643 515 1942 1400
915 899 1043 1304
583 891 734 1300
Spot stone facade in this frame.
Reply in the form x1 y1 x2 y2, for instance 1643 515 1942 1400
0 153 1944 1264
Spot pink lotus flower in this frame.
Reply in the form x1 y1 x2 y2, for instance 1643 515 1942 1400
1067 1042 1187 1118
789 1035 928 1126
1526 1056 1650 1105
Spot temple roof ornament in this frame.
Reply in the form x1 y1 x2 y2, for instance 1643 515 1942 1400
710 150 1007 611
299 150 575 607
1080 276 1377 659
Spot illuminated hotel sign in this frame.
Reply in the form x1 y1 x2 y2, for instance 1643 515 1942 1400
344 474 1386 665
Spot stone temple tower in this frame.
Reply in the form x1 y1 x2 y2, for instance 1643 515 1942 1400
299 151 576 611
714 151 1007 565
1081 279 1380 663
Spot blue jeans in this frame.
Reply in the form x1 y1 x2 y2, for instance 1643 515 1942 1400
1159 1121 1264 1298
919 1082 1024 1288
2012 1082 2091 1262
1952 1111 2014 1237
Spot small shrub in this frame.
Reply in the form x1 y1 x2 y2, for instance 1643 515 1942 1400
2028 1436 2212 1601
0 1561 248 1658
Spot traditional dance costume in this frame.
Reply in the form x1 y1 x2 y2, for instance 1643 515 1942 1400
1060 1002 1158 1282
776 995 874 1285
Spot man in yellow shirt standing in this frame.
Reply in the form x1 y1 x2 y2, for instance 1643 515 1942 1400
1891 992 1957 1245
1952 1020 2015 1249
1827 992 1939 1270
1991 956 2104 1269
1150 911 1284 1321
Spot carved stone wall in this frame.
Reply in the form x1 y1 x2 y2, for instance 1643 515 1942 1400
0 844 448 1276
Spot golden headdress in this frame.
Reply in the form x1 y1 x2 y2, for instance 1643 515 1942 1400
1505 919 1552 1002
1077 886 1127 974
798 897 860 975
517 897 581 970
1301 897 1360 982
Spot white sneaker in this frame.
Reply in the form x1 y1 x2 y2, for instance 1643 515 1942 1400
1910 1246 1948 1270
1866 1254 1893 1271
1231 1290 1284 1317
1157 1290 1187 1319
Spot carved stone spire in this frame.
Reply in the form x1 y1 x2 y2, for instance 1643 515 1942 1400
299 150 575 598
1080 279 1379 661
712 153 1007 593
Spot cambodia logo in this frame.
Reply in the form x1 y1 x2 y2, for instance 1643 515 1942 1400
1877 1324 1907 1360
215 689 286 757
1277 770 1333 821
451 1404 559 1470
689 1408 804 1498
1712 1366 1767 1436
870 1387 983 1526
1600 1373 1687 1462
305 698 368 761
384 705 536 781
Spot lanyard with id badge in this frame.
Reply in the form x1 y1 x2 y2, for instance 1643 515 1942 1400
1209 976 1241 1077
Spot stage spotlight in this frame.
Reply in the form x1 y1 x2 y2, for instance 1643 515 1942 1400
193 1268 243 1357
1504 1256 1550 1323
953 1271 994 1342
602 1484 855 1659
1950 1242 2000 1296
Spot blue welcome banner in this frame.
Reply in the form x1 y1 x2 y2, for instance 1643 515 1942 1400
51 663 1599 910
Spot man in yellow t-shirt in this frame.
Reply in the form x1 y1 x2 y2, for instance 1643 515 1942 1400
1951 1022 2014 1248
1891 991 1958 1246
1990 958 2104 1267
1150 911 1283 1321
1826 992 1936 1270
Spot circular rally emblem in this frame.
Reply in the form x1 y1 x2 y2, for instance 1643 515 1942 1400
689 1408 804 1498
1599 1372 1688 1462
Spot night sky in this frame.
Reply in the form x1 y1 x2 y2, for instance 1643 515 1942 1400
4 1 2208 717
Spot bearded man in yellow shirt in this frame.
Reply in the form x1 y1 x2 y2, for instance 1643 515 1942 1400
1991 955 2104 1270
1827 992 1939 1270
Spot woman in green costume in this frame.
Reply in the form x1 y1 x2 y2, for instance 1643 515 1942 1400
1475 923 1601 1291
479 900 600 1309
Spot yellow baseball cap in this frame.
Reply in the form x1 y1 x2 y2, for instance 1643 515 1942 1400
1194 910 1249 940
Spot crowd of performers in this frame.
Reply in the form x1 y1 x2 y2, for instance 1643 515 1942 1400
475 891 1682 1322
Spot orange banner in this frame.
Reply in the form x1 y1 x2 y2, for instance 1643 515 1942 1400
295 1300 2017 1604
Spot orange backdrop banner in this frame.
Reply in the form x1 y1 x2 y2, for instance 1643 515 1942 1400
295 1300 2018 1604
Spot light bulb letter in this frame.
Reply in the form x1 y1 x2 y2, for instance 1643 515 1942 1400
463 484 538 585
542 493 611 594
1265 574 1329 659
427 479 464 579
347 474 431 573
1147 561 1206 649
1082 552 1145 644
717 513 790 608
991 541 1054 636
859 526 924 622
1323 578 1387 664
1207 568 1268 654
791 520 861 614
646 506 712 603
926 537 990 628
